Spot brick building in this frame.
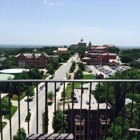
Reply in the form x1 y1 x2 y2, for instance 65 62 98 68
53 47 68 55
82 43 116 65
68 89 113 140
15 53 49 68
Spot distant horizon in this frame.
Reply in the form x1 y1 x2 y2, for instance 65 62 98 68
0 44 140 49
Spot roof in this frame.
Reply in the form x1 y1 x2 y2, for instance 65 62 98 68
78 39 86 44
109 59 117 63
69 89 111 110
0 57 7 61
15 53 49 58
0 74 14 80
95 46 107 50
103 44 115 47
70 44 78 46
101 53 116 56
136 58 140 63
82 57 91 60
0 69 29 74
125 98 136 105
57 48 68 52
53 50 57 52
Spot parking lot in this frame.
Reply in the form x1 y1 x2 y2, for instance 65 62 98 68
86 65 130 78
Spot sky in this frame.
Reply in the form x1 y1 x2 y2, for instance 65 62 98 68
0 0 140 46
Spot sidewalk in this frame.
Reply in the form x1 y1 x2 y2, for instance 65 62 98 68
1 56 73 138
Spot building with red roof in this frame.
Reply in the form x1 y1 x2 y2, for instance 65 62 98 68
82 42 116 65
53 47 68 55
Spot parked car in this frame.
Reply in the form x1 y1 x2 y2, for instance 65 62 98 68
56 86 60 92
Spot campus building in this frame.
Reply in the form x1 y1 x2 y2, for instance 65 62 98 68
70 39 87 49
82 42 117 65
15 53 49 68
68 89 113 140
53 47 68 55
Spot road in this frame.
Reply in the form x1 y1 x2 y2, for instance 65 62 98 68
1 54 78 140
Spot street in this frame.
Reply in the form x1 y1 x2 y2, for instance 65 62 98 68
1 55 78 140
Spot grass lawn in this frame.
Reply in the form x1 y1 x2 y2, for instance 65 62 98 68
83 69 88 72
0 122 7 132
25 112 31 122
11 93 26 101
43 74 49 79
4 105 17 120
83 74 94 79
64 82 81 99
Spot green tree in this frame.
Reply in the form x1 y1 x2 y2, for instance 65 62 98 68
46 64 54 75
48 91 54 100
70 61 76 72
74 69 83 79
13 128 26 140
78 62 85 71
52 110 67 133
108 46 120 54
1 97 11 111
27 86 35 99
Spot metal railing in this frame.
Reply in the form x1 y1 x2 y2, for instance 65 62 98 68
0 79 140 140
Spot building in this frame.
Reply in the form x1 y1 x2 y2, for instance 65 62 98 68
15 53 49 68
70 39 87 49
68 89 113 140
53 47 68 55
69 44 78 49
82 42 117 65
1 79 139 139
0 57 7 66
103 44 115 47
78 39 86 48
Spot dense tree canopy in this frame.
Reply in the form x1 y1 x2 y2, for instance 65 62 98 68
120 49 140 65
52 110 67 133
69 61 76 72
74 69 83 79
92 68 140 140
13 128 26 140
108 46 120 54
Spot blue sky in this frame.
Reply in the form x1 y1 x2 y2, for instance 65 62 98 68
0 0 140 46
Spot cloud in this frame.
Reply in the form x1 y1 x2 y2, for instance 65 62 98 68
43 0 47 4
49 2 64 6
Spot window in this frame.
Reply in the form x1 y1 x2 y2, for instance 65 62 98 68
90 114 92 119
76 125 84 131
76 135 83 140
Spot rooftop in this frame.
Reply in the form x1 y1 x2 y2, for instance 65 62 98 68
58 48 68 52
101 53 116 56
0 68 29 74
15 53 49 58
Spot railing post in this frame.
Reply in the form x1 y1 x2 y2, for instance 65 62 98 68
63 82 65 133
87 82 92 140
45 82 48 133
17 82 21 139
27 82 30 134
0 90 3 140
36 82 39 134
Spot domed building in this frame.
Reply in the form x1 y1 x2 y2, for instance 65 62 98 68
78 38 86 48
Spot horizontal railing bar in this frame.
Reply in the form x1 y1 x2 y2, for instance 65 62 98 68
0 79 140 83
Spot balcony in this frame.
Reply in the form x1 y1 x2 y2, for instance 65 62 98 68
0 79 140 140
